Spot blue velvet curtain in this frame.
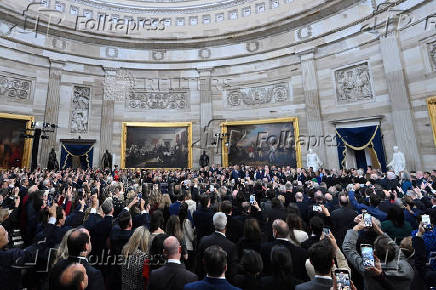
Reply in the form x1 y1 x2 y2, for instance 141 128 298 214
60 144 94 169
336 125 387 171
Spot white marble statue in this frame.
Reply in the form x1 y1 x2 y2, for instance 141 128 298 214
387 146 406 175
307 148 323 171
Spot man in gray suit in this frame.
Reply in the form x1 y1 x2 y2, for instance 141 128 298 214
296 239 334 290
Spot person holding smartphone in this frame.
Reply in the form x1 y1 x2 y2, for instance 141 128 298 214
342 215 414 290
413 222 436 288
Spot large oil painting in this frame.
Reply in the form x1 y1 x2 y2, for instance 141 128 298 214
121 122 192 168
0 113 33 169
222 117 301 167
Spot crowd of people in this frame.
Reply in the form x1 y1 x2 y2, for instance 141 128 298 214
0 164 435 290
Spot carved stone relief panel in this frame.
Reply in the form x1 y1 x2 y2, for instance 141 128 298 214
226 82 289 107
0 72 34 103
429 41 436 71
126 90 188 111
334 62 374 104
71 86 90 133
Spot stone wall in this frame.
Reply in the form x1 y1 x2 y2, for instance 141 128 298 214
0 0 435 170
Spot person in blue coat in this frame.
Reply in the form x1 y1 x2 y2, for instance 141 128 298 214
184 245 240 290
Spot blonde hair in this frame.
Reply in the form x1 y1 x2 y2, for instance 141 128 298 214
122 226 150 257
159 194 171 209
54 229 74 264
149 188 162 206
0 208 9 223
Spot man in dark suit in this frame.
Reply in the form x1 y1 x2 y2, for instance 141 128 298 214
264 197 287 241
261 219 308 282
193 196 214 244
49 228 105 290
413 223 436 287
295 191 309 222
89 197 113 258
330 193 357 247
52 263 88 290
195 212 238 280
148 236 197 290
221 201 243 244
296 239 334 290
185 245 240 290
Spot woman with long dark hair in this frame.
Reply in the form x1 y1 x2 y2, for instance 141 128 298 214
261 245 299 290
286 213 308 246
148 209 165 249
236 218 262 257
381 205 412 244
233 250 263 290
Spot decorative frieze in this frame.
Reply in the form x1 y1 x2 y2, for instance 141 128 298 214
0 72 34 103
334 62 374 104
127 90 188 110
71 86 90 133
226 83 289 107
104 69 135 101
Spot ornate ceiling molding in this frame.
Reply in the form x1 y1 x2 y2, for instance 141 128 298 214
69 0 259 14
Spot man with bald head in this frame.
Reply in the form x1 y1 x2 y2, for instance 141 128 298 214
295 191 309 221
260 219 309 282
49 227 104 290
148 236 197 290
55 263 88 290
330 192 357 248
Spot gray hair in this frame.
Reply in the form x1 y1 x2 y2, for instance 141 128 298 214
213 212 227 231
101 198 113 215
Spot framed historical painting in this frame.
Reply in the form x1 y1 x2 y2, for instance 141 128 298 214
221 117 302 168
121 122 192 169
0 113 33 169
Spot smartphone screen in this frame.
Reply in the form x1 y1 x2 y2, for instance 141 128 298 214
361 245 375 267
363 213 372 227
313 205 322 212
335 269 351 290
323 228 330 236
249 194 255 204
422 214 431 229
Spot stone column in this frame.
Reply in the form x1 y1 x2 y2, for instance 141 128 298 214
380 36 422 170
197 68 215 167
299 50 326 165
40 60 64 168
100 68 116 167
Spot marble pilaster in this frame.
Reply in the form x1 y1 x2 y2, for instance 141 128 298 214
39 60 64 168
380 36 422 171
100 67 116 167
197 68 214 167
300 51 326 166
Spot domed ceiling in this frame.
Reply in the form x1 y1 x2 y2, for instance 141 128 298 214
0 0 360 47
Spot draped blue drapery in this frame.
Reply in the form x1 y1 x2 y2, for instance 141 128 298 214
60 143 94 169
336 125 387 171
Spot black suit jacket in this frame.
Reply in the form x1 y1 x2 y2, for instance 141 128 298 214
226 214 244 244
193 207 214 242
148 262 198 290
264 207 287 241
90 215 112 256
261 239 308 282
49 257 104 290
195 232 238 280
330 206 357 248
295 277 333 290
412 235 436 287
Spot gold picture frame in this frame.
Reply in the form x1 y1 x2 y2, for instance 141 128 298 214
427 96 436 147
0 112 34 169
121 122 193 169
221 117 302 168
